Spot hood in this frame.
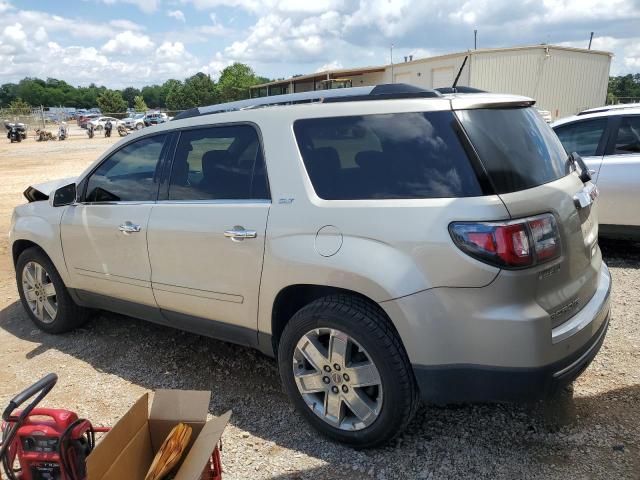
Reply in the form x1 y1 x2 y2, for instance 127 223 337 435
24 176 77 202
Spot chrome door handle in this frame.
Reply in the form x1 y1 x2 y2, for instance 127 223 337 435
118 221 141 234
224 226 257 242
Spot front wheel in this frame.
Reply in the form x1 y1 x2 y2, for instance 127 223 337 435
16 248 89 334
278 294 418 448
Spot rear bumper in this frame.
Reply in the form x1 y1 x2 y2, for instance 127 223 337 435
381 261 611 403
413 312 608 403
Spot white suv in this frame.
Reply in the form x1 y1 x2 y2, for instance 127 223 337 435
10 85 611 447
552 104 640 238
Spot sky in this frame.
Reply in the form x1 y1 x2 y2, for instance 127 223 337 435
0 0 639 89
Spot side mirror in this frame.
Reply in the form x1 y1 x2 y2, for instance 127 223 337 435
52 183 77 207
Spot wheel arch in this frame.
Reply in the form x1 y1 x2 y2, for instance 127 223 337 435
269 284 402 358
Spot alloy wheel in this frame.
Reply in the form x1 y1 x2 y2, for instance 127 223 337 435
293 328 383 431
22 261 57 324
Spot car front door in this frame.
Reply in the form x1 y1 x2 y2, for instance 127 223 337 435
61 133 170 308
147 124 271 346
553 117 609 181
596 115 640 227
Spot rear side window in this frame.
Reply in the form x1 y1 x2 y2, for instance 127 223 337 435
612 116 640 154
168 125 269 201
293 111 482 200
553 118 607 157
457 108 568 194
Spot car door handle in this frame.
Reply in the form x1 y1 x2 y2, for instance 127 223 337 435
224 226 257 241
118 221 141 234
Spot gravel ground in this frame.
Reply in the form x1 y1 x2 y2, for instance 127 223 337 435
0 132 639 479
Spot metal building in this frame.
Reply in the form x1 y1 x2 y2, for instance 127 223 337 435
250 45 612 120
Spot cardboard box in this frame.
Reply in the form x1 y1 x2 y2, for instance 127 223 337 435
87 390 231 480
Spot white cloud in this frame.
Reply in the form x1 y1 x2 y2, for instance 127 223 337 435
99 0 160 14
168 10 186 22
102 30 154 55
199 13 233 35
316 60 342 72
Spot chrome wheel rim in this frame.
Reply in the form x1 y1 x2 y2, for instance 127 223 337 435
22 261 57 324
293 328 383 431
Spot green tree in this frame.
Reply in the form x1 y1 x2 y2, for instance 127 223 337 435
0 83 18 106
165 73 217 110
8 97 31 113
122 87 141 108
217 63 261 102
96 89 128 114
133 95 148 112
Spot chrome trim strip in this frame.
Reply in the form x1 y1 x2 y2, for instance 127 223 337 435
152 282 244 304
156 199 271 205
551 263 611 344
74 268 151 288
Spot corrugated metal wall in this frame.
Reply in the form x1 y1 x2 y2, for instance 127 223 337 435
469 47 611 119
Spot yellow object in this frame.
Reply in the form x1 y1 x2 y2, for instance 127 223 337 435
145 423 192 480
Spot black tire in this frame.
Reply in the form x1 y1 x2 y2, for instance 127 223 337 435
16 247 89 334
278 294 418 448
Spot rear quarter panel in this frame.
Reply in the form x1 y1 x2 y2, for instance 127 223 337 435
248 103 510 336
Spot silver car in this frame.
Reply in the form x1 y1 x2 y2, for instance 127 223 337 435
10 85 611 447
552 104 640 238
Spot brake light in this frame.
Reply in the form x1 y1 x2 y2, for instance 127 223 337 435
449 213 560 269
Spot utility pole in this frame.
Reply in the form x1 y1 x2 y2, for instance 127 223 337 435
588 32 594 50
474 29 477 50
390 43 394 83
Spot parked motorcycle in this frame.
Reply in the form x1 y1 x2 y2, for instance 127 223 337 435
117 124 129 137
5 122 27 143
104 120 112 138
58 122 68 141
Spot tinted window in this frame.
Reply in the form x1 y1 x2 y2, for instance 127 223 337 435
457 108 568 194
168 125 269 200
612 116 640 154
293 111 482 200
85 134 167 202
553 118 607 157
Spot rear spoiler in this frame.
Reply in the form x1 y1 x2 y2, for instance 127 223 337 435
450 94 535 110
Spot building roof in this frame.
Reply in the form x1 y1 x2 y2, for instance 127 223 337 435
250 44 613 90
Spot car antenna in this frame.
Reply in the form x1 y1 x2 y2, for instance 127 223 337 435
451 55 469 92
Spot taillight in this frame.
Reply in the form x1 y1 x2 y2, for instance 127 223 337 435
449 213 560 269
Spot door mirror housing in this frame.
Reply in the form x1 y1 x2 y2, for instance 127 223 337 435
52 183 77 207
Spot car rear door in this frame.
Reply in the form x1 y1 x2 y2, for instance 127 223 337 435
146 123 271 346
595 114 640 227
61 133 170 309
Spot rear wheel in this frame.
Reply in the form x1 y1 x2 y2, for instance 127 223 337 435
278 294 418 448
16 248 88 334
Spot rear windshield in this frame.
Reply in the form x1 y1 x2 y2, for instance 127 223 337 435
293 111 482 200
456 107 568 194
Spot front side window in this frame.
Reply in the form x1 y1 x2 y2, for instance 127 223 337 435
84 134 167 202
553 118 607 157
293 111 482 200
612 116 640 155
168 125 269 201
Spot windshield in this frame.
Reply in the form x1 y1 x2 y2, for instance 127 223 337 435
456 107 568 194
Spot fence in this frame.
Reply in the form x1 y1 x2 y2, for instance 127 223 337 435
2 107 185 134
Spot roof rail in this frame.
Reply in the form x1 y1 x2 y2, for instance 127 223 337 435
172 84 441 120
